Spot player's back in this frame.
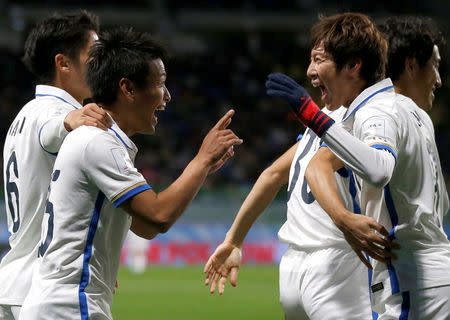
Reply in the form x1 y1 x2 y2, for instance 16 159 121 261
0 86 79 306
352 92 450 310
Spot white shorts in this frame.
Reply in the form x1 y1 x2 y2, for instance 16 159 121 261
279 246 373 320
377 285 450 320
0 305 21 320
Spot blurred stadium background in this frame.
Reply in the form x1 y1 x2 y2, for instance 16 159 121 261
0 1 449 319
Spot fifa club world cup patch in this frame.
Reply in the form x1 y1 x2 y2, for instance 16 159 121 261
363 118 386 137
111 147 131 174
371 282 384 293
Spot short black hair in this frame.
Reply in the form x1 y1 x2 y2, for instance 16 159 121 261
311 13 388 86
86 27 168 105
22 10 99 84
379 16 444 81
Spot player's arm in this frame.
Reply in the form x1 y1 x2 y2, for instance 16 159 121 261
124 110 242 239
204 141 296 294
306 147 397 268
39 103 111 154
266 73 395 187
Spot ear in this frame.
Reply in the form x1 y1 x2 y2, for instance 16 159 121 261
404 57 419 77
118 78 135 101
55 53 71 74
347 58 362 74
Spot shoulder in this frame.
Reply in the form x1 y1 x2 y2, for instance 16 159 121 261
65 126 120 151
355 93 398 123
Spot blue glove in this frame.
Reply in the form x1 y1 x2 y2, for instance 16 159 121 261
266 73 335 137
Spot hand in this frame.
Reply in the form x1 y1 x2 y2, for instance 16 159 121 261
197 110 243 174
204 241 242 295
265 73 334 137
113 280 118 294
64 103 112 131
336 213 399 269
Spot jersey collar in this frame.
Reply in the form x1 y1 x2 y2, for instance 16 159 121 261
35 85 82 110
343 78 394 122
108 115 138 153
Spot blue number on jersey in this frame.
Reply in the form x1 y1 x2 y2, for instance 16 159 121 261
6 152 20 233
287 131 316 203
38 170 60 257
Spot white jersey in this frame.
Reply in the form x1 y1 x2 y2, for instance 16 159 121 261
20 120 150 320
340 78 450 311
278 107 360 249
0 85 79 305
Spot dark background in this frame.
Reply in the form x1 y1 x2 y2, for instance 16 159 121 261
0 0 449 245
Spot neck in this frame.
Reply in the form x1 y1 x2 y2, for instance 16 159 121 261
53 76 83 105
101 103 135 137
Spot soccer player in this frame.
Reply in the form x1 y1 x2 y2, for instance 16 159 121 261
0 11 110 320
271 15 450 319
204 13 394 320
19 27 242 320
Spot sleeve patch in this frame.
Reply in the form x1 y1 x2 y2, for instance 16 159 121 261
111 147 132 174
363 119 386 137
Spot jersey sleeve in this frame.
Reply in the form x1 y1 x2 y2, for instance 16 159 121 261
353 106 399 161
37 101 73 155
83 132 151 208
321 104 398 188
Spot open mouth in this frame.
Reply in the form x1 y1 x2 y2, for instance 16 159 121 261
318 85 327 101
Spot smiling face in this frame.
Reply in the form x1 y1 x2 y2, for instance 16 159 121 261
410 45 441 111
306 43 361 110
132 58 171 135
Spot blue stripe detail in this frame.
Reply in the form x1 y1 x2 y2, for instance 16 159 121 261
113 184 151 208
387 261 400 294
35 93 79 110
384 185 398 229
399 291 410 320
296 133 303 141
79 192 105 320
348 169 361 214
38 125 58 156
383 184 401 294
343 86 394 122
366 254 378 320
109 128 132 150
320 142 328 148
371 144 398 164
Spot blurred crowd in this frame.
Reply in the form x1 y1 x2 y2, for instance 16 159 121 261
0 6 449 193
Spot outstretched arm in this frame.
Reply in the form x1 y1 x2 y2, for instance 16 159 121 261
305 147 398 268
204 141 298 294
266 73 395 188
125 110 243 239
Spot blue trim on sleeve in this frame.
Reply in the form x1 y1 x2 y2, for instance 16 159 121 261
79 192 105 320
343 86 394 122
109 128 132 150
35 94 79 110
113 184 151 208
370 144 398 164
38 125 58 156
320 142 328 148
400 291 410 320
296 133 303 141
